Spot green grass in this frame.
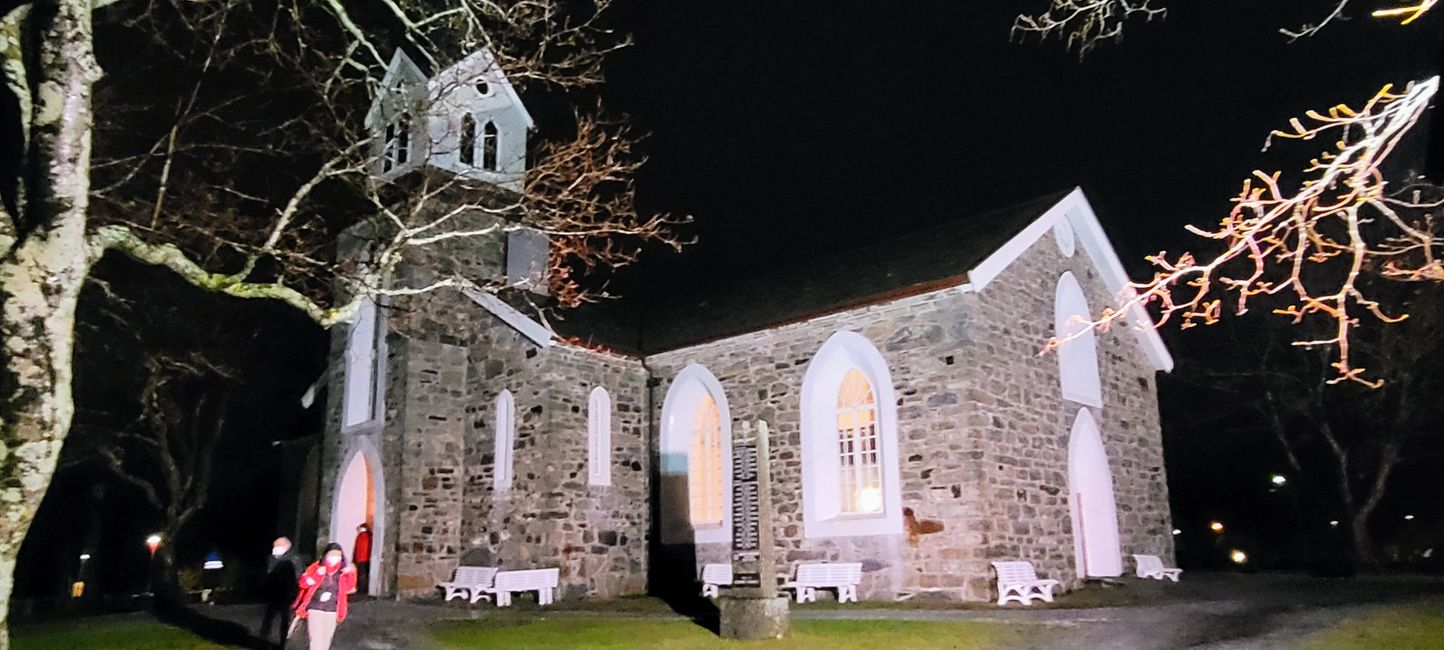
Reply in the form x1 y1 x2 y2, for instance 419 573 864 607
1304 602 1444 650
10 618 224 650
429 618 1053 649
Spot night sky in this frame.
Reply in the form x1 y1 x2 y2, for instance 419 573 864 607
15 1 1444 603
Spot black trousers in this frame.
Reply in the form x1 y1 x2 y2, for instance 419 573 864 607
355 561 370 595
258 598 293 646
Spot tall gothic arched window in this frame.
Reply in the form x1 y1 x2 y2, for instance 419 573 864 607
481 121 499 171
494 390 515 493
836 368 882 514
459 114 477 166
587 387 612 486
688 394 725 526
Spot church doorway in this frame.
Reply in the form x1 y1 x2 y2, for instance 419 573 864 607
1068 408 1122 578
331 438 384 595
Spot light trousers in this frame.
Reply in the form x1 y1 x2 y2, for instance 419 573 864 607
306 610 338 650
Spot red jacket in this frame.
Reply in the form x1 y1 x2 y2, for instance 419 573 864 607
353 531 372 563
293 562 358 622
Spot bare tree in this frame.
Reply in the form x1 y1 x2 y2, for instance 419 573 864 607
1020 2 1444 386
68 353 234 607
0 1 680 644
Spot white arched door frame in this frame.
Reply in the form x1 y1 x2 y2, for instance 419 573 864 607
1068 408 1122 578
330 434 386 595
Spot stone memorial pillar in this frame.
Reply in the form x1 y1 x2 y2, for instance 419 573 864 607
718 419 790 640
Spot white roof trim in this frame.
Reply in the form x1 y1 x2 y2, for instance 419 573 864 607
365 50 427 127
967 188 1174 373
431 48 535 130
462 287 556 348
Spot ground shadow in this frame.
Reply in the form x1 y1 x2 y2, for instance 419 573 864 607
155 601 277 650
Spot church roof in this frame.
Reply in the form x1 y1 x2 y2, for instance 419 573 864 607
627 191 1070 354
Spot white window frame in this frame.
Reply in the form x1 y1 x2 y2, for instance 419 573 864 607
341 298 386 431
659 364 732 545
799 330 903 538
494 390 515 493
587 387 612 487
381 113 411 174
1055 272 1103 408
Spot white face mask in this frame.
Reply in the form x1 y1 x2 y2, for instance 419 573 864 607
272 546 288 557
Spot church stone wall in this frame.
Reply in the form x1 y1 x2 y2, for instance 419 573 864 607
645 225 1173 602
458 321 651 600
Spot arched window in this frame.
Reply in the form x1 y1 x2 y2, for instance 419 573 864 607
800 331 903 538
689 394 725 525
587 387 612 486
481 121 499 171
1068 408 1122 577
836 369 882 514
382 113 411 173
494 390 515 493
659 364 732 544
459 114 477 166
1055 272 1103 407
342 298 383 429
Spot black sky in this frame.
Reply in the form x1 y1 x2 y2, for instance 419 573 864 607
602 2 1444 296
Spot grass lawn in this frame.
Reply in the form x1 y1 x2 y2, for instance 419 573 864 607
10 618 224 650
1304 602 1444 649
429 618 1055 649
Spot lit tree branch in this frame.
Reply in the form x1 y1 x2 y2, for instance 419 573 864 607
1012 0 1166 57
1048 77 1441 387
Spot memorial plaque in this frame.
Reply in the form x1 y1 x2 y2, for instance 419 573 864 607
731 444 761 587
718 420 788 640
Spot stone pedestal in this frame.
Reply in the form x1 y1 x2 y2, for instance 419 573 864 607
719 595 791 640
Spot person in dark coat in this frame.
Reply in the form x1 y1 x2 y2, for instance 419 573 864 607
259 537 304 646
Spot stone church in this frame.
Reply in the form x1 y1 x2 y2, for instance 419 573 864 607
315 49 1177 603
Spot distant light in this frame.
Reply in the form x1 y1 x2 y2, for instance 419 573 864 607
1209 521 1225 534
78 553 91 561
1404 514 1416 521
1270 474 1287 487
203 559 224 570
1329 520 1339 528
1229 549 1248 565
146 534 163 554
1171 528 1182 536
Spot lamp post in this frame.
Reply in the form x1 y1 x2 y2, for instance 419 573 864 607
145 533 162 595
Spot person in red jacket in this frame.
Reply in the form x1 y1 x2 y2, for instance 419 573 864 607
292 543 356 650
352 523 372 596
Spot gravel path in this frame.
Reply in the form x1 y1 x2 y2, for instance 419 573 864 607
199 572 1444 649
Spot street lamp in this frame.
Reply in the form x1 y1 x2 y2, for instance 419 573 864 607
1404 514 1416 521
1171 528 1182 536
1209 520 1225 534
1269 474 1287 487
144 533 162 595
1229 549 1248 565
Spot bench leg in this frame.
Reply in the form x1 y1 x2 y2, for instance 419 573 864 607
497 592 511 608
540 588 553 606
797 587 816 604
840 585 856 604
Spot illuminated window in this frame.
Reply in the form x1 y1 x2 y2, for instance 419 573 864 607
494 390 515 493
382 113 411 173
587 387 611 486
836 369 882 514
459 114 477 166
660 363 732 545
481 121 498 171
342 298 384 429
800 331 903 538
688 394 725 526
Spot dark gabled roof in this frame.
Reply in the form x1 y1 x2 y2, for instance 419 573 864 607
622 191 1071 354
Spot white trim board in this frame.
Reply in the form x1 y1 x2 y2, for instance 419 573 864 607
966 187 1174 373
462 287 556 348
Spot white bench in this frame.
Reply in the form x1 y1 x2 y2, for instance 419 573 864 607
1133 554 1182 582
439 566 497 604
492 568 560 607
991 561 1060 606
782 562 862 604
700 563 733 599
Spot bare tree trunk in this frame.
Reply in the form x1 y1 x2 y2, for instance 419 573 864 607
1349 444 1399 565
0 1 99 647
